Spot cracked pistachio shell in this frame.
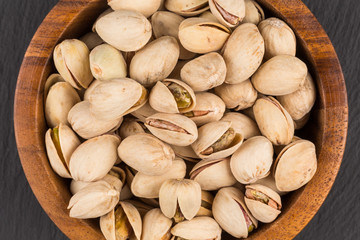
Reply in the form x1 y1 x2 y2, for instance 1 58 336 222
44 74 65 101
244 184 282 223
179 18 230 54
88 78 148 121
53 39 93 89
212 187 258 238
95 10 152 52
130 36 180 87
181 52 226 91
45 124 81 178
171 145 201 162
221 112 260 139
190 158 237 191
145 113 198 146
230 136 273 184
223 23 264 84
254 176 288 196
142 208 173 240
68 180 120 219
278 72 316 120
80 32 104 50
253 97 294 145
274 140 317 192
159 179 201 220
259 17 296 59
214 79 257 110
100 201 142 240
69 135 121 182
209 0 245 27
108 0 162 18
199 11 219 23
45 82 80 128
183 92 226 127
151 11 196 60
131 158 186 198
149 79 196 114
191 121 244 160
118 133 174 176
131 102 158 123
243 0 265 25
251 55 307 96
171 217 222 240
165 0 209 17
117 118 146 139
68 101 123 139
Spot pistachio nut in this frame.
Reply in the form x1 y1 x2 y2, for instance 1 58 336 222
53 39 93 89
100 201 142 240
69 135 120 182
142 208 173 240
180 52 226 91
168 60 190 80
80 32 104 50
182 92 225 127
190 158 236 191
149 79 196 114
294 113 310 130
273 136 302 156
108 0 162 18
70 180 91 195
95 10 152 52
244 184 282 223
196 191 214 217
178 18 230 54
83 79 101 101
131 158 186 198
44 73 65 101
125 200 154 218
118 133 174 176
259 17 296 59
214 79 257 111
171 217 222 240
209 0 245 27
223 23 264 84
243 0 265 25
191 120 243 160
212 187 258 238
88 78 148 121
130 36 180 87
131 102 158 123
171 145 201 162
241 107 256 121
199 11 219 23
273 139 317 191
165 0 209 17
254 175 288 196
45 124 80 178
45 82 80 128
145 113 198 146
117 118 146 139
68 180 120 219
221 112 260 139
92 8 114 33
159 179 201 221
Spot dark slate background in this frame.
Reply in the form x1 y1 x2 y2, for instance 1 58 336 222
0 0 359 239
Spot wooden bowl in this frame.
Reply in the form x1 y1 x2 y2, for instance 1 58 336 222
14 0 348 239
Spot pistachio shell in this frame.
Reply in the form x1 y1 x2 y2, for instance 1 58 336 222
254 175 288 196
80 32 104 50
197 191 214 217
181 52 226 91
294 113 310 130
95 10 152 52
44 74 65 101
179 18 230 54
223 23 264 84
142 209 172 240
83 79 101 101
165 0 209 17
126 200 154 217
171 145 201 162
130 36 180 87
131 102 158 123
70 180 91 195
209 0 245 27
118 133 174 176
108 0 162 18
45 82 80 128
53 39 93 89
199 11 220 23
251 55 308 96
92 8 114 33
241 107 256 121
168 60 190 80
221 112 260 139
243 0 265 25
117 118 146 139
171 217 221 239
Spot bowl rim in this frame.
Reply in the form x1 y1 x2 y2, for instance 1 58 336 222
14 0 348 239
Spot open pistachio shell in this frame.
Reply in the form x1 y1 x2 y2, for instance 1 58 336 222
45 124 80 178
80 32 104 50
117 118 146 139
221 112 260 139
254 175 288 196
171 145 201 162
179 18 230 54
165 0 209 17
95 10 152 52
274 139 317 191
130 36 180 87
243 0 265 25
44 74 65 101
209 0 245 27
108 0 162 18
142 208 173 240
197 191 214 217
171 217 222 240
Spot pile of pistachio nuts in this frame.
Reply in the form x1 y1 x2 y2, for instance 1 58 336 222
44 0 318 239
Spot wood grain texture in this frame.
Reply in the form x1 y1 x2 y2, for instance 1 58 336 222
13 0 348 240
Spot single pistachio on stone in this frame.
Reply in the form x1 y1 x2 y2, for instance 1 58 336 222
142 208 173 240
131 102 158 123
45 124 80 178
212 187 258 238
53 39 93 89
221 112 260 139
171 145 201 162
107 0 162 18
95 10 152 52
199 11 220 23
125 200 154 218
117 118 147 139
68 180 120 219
178 18 230 54
181 52 226 92
222 23 264 84
209 0 246 27
254 175 288 196
171 217 222 240
258 17 296 59
165 0 209 17
45 82 80 128
44 74 65 101
118 133 174 176
80 32 104 50
168 60 190 80
243 0 265 25
253 96 294 145
130 36 180 87
294 113 311 130
100 201 142 240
